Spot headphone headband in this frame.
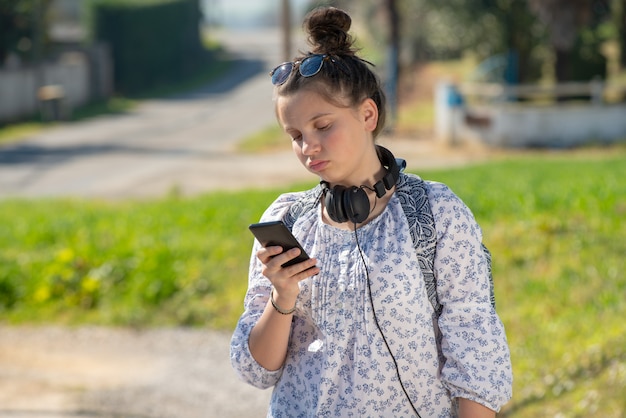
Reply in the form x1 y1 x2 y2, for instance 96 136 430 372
374 145 401 197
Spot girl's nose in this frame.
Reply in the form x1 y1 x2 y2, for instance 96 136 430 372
301 135 320 155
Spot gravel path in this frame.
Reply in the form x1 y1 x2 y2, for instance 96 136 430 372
0 325 272 417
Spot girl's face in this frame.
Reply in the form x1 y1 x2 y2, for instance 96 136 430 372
275 89 379 186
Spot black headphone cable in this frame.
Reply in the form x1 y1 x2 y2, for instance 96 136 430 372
353 224 422 418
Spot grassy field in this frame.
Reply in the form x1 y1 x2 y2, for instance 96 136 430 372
0 146 625 416
426 150 626 417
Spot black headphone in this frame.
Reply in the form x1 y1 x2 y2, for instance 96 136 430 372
321 146 404 224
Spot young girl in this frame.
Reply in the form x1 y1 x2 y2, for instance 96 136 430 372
231 7 512 417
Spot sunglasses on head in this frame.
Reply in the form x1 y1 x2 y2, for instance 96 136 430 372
269 54 348 86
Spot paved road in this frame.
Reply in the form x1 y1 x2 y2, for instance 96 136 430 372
0 28 307 199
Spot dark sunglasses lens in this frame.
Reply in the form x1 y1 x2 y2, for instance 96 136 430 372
271 62 293 85
299 55 325 77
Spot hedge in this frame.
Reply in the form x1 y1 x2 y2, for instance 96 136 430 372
89 0 209 95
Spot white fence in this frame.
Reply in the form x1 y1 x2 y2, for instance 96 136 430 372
435 80 626 147
0 44 113 123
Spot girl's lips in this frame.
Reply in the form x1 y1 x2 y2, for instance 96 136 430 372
308 160 328 172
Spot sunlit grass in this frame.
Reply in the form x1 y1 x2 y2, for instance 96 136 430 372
2 149 626 418
395 99 434 135
423 151 626 417
0 122 44 145
236 124 291 153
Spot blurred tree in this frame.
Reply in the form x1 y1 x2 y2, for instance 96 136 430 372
528 0 610 81
90 0 207 95
618 0 626 67
386 0 400 124
402 0 544 83
0 0 52 65
312 0 622 83
281 0 292 62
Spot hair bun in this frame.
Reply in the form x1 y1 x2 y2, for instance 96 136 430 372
304 7 356 55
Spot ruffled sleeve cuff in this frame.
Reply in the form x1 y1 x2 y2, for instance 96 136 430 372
230 313 284 389
439 303 513 412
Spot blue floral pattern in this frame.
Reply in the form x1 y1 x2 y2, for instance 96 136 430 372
231 176 512 417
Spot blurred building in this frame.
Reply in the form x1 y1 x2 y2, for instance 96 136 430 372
0 0 112 123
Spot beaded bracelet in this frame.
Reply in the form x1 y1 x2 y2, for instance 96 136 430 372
270 289 296 315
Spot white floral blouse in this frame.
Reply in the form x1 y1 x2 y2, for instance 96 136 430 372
230 178 512 417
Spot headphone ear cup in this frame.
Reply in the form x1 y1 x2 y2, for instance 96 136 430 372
344 187 370 223
325 185 348 223
324 184 371 224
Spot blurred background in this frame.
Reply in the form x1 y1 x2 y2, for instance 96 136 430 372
0 0 625 417
1 0 626 143
2 0 626 142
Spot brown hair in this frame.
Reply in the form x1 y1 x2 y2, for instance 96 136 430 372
276 7 387 138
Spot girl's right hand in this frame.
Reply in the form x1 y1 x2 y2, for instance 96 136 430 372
256 246 319 300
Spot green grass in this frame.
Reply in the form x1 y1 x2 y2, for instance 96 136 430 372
0 122 44 145
424 150 626 416
395 99 435 134
236 124 291 153
0 148 625 416
0 188 286 329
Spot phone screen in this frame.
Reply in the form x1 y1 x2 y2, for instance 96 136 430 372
248 221 310 267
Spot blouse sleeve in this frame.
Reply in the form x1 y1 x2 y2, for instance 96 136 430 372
427 181 513 411
229 192 303 389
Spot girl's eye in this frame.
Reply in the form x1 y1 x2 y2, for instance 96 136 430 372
318 124 331 131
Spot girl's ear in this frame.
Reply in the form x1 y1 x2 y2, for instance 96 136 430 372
360 98 379 133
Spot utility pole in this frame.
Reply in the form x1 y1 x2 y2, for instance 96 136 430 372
33 0 47 119
281 0 292 62
34 0 44 87
617 0 626 70
386 0 400 130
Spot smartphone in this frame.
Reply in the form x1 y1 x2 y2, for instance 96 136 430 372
248 221 310 267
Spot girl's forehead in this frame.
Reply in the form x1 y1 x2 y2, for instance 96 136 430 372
276 92 356 126
277 91 325 116
281 88 325 102
277 93 327 122
277 88 350 111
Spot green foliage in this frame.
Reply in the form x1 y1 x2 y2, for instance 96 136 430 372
567 26 609 81
0 148 625 415
0 0 53 63
349 0 621 83
89 0 209 95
